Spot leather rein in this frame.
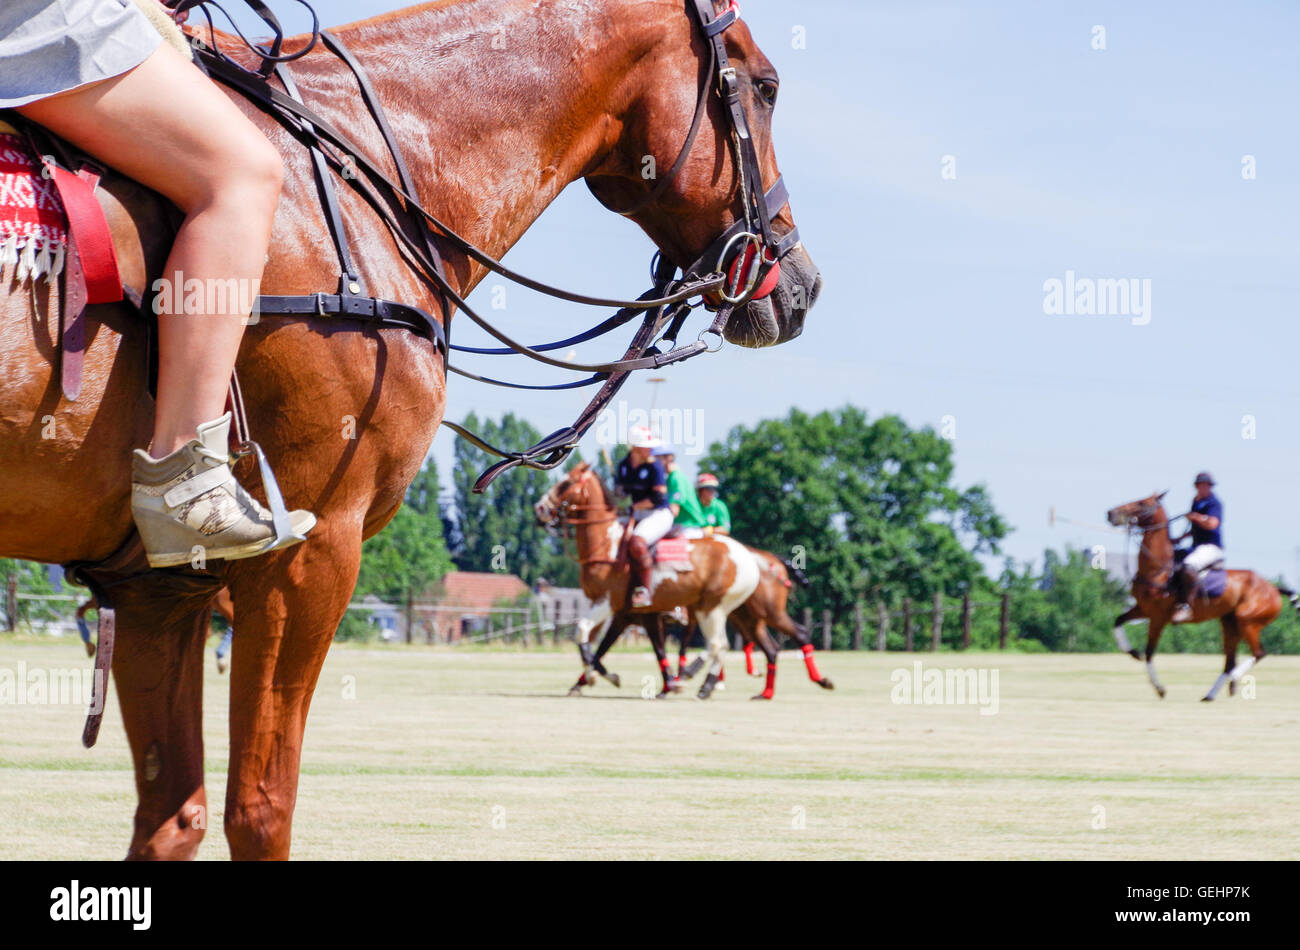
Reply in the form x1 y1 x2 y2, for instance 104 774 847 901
173 0 798 492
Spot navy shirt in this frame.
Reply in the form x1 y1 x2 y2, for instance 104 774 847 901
616 457 669 509
1190 493 1223 548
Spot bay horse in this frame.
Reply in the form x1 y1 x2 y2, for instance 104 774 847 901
534 462 760 699
1106 492 1298 700
590 546 834 699
0 0 820 858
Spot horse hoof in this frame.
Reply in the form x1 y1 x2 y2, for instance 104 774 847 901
568 686 583 697
1128 649 1142 661
606 672 621 689
1200 695 1214 702
750 691 773 701
1156 687 1166 699
818 678 835 690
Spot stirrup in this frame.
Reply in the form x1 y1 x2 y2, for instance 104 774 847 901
228 373 307 553
239 439 308 552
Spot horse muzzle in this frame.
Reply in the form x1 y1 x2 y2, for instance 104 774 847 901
721 243 821 348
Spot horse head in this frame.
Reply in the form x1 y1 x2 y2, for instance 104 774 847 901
535 462 601 529
1107 490 1169 528
585 0 821 348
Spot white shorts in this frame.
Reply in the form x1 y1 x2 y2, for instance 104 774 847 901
632 507 674 546
1184 544 1224 573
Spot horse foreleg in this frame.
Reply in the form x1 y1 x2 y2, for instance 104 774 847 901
222 532 359 859
112 576 219 860
1113 605 1145 659
1144 621 1168 699
571 599 612 694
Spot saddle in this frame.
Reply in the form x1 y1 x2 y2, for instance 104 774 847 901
653 536 693 565
1171 550 1228 602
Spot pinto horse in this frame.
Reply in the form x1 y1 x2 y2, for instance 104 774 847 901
1106 492 1298 701
592 546 834 699
534 462 759 699
0 0 820 858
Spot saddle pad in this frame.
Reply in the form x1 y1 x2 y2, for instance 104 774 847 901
653 537 693 564
1200 568 1227 600
0 130 67 282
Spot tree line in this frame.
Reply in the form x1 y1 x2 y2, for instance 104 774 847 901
4 404 1297 652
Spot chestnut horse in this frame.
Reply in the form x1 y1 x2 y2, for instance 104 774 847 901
591 546 834 699
1106 493 1298 700
534 462 759 699
0 0 819 857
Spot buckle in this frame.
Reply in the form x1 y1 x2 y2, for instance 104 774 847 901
718 66 738 95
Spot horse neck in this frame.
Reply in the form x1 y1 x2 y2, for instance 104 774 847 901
570 474 620 567
1137 509 1173 578
328 0 664 298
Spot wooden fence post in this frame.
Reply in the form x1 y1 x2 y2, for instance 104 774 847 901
821 609 832 651
553 600 563 645
802 607 812 641
876 602 887 651
903 597 913 651
404 590 413 645
931 592 942 651
961 593 971 650
504 612 513 645
852 602 863 651
999 592 1010 650
4 574 16 632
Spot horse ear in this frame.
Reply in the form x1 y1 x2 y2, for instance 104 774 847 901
1156 489 1168 502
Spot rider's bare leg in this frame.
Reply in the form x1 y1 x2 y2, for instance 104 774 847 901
18 42 282 456
20 44 314 565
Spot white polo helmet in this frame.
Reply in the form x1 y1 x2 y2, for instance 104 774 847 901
628 425 660 449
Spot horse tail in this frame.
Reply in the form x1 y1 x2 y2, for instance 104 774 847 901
1276 582 1300 619
779 557 811 589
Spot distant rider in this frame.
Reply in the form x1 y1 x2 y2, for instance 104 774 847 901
654 444 708 538
696 473 731 535
615 427 673 608
1170 471 1223 622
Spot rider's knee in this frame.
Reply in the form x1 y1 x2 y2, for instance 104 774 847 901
187 131 284 222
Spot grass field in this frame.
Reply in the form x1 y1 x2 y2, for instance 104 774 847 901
2 640 1298 860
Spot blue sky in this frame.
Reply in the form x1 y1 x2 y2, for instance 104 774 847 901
279 1 1299 581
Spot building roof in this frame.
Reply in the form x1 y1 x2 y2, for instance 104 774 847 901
422 572 529 612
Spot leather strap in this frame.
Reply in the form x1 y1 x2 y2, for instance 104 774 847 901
81 598 114 748
49 164 121 304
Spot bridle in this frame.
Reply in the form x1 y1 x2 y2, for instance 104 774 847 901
1112 498 1190 590
535 468 626 566
169 0 801 490
597 0 800 307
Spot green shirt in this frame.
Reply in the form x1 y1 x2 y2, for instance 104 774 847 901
701 497 731 532
666 469 706 526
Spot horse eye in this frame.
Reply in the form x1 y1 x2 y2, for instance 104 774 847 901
755 79 778 106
